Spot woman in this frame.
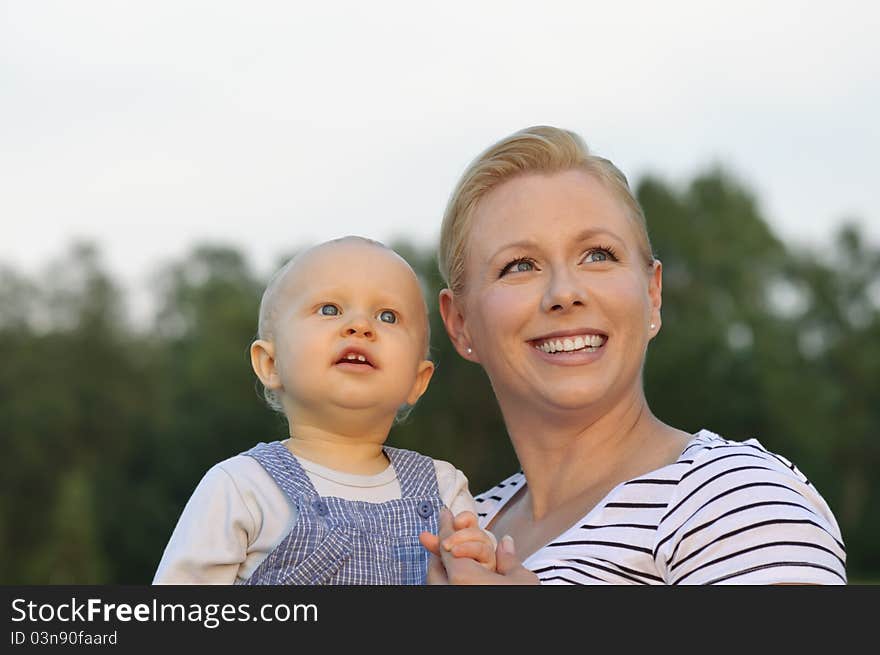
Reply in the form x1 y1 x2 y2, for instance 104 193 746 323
420 126 846 584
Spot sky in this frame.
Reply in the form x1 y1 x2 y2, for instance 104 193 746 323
2 1 878 310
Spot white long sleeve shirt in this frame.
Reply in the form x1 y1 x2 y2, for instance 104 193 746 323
154 451 479 584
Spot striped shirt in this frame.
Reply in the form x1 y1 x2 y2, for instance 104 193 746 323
475 430 846 585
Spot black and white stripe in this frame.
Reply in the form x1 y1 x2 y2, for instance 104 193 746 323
475 430 846 585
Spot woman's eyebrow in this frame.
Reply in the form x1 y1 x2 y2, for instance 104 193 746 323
488 239 538 261
488 228 627 261
573 227 626 246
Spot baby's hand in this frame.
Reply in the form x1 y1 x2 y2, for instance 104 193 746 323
439 510 497 572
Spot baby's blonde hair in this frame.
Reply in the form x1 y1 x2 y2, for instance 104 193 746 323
439 125 655 296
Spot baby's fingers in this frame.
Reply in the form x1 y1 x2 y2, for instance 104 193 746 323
441 527 488 551
451 510 480 531
436 507 455 541
419 530 441 557
449 540 496 566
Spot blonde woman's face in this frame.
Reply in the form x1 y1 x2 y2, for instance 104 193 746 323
454 169 662 415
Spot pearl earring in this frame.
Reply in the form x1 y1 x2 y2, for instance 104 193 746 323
650 323 656 330
466 347 473 354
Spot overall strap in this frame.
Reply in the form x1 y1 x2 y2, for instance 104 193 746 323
242 441 319 502
384 447 440 498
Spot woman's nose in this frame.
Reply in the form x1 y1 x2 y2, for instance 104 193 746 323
541 269 586 313
342 314 375 339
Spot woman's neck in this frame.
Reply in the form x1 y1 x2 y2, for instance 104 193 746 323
497 389 688 521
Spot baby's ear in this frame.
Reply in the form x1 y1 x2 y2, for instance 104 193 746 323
250 339 282 389
406 359 435 406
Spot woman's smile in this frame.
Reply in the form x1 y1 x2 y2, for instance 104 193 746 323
527 329 608 365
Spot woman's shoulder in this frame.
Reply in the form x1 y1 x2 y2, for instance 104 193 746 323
667 428 840 532
475 470 525 500
679 429 810 480
654 429 847 584
473 471 525 527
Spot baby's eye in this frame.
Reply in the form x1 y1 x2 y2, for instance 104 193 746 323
318 304 340 316
499 258 536 277
377 310 397 324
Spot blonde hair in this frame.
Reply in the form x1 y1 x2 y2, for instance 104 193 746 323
438 125 655 296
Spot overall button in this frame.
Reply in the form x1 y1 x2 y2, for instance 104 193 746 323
313 499 328 516
417 501 433 519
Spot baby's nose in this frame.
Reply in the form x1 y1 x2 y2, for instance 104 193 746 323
343 317 374 339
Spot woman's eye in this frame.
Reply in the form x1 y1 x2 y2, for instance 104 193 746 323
500 258 536 276
583 248 616 263
377 310 397 324
319 304 340 316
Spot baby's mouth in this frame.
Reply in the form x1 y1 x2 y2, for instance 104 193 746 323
531 333 607 354
335 350 375 367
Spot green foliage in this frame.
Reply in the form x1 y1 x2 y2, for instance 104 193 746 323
25 469 108 584
0 170 877 582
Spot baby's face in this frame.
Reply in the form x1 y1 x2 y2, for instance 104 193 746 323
268 240 433 422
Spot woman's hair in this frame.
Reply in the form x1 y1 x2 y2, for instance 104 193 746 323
438 125 655 296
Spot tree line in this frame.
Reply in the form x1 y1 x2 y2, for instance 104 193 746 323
1 168 877 583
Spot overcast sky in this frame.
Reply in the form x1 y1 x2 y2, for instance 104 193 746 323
2 1 878 301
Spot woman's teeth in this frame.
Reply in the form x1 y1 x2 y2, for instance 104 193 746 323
344 353 368 362
534 334 606 354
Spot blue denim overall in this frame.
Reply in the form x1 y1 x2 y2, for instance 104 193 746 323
238 441 442 585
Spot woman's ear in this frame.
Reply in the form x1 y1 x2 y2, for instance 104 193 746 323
439 288 478 362
250 339 282 389
648 259 663 336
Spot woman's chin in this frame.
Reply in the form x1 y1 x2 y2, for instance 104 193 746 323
513 385 609 414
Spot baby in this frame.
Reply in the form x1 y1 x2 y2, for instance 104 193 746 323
153 236 494 584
